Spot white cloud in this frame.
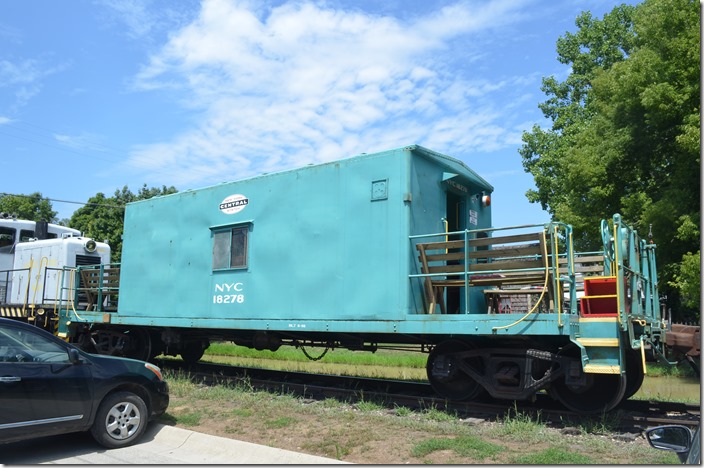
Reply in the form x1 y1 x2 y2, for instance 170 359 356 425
98 0 196 41
99 0 155 38
0 59 41 86
0 58 69 109
53 133 108 152
127 0 536 187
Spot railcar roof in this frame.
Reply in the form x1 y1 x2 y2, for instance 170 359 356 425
126 145 494 207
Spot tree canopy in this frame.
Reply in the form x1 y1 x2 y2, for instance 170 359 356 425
70 185 177 263
0 192 58 222
520 0 700 318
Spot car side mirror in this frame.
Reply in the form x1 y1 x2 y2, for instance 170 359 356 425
68 348 83 364
645 425 692 453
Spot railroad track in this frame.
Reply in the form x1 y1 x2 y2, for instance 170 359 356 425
157 359 700 430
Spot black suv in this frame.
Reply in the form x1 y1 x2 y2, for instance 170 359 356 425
0 317 168 448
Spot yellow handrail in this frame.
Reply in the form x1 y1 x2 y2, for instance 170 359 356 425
553 225 562 327
492 229 550 332
21 257 34 317
613 224 621 326
30 256 49 307
66 268 84 321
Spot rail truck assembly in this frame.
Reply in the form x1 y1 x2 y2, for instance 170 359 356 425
1 145 699 414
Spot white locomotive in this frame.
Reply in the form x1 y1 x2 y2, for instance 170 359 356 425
0 214 109 329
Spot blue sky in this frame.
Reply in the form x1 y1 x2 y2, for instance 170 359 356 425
1 0 635 227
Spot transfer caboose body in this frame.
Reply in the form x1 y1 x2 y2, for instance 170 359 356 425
119 145 493 325
52 145 671 413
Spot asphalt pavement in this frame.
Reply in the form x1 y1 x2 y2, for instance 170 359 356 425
1 424 349 465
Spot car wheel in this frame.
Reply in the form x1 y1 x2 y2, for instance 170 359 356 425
90 391 149 449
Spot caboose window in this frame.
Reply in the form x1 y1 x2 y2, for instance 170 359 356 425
212 225 249 270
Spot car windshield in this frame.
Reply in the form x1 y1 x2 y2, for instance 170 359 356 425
0 326 70 363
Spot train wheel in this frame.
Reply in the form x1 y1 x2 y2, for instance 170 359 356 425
624 349 645 400
551 372 626 414
180 341 208 363
123 329 152 362
92 328 151 361
426 340 484 401
550 347 626 414
148 332 164 361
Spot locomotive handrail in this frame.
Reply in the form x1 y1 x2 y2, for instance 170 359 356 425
59 267 85 322
0 267 30 305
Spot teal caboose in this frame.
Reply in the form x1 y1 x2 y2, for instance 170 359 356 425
118 145 493 325
59 145 667 414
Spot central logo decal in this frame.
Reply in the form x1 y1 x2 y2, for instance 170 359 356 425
219 194 249 214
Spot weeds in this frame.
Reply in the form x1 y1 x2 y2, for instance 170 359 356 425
497 403 544 436
176 411 202 427
512 447 593 464
231 408 254 417
421 407 457 422
356 399 385 412
264 417 297 429
393 404 413 417
321 397 345 409
577 411 621 435
412 436 502 460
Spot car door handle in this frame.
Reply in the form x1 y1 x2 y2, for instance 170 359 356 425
0 376 21 382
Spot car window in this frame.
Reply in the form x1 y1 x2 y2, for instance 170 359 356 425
0 326 71 363
688 426 701 464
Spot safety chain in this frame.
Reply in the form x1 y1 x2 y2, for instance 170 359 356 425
299 345 329 361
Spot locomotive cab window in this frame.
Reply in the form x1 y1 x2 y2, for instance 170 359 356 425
19 230 34 242
0 227 14 251
212 224 250 270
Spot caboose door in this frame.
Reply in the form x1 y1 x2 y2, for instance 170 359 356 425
445 191 467 314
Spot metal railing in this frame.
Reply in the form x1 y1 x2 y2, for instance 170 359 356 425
409 221 576 323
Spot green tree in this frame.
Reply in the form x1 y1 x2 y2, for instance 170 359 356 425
0 192 58 222
669 250 701 318
70 185 177 263
520 0 700 316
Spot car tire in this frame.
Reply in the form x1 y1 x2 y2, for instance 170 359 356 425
90 391 149 449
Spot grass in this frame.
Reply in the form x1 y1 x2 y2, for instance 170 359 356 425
411 436 503 460
645 362 698 378
494 405 548 440
158 345 697 463
421 407 458 423
264 417 297 429
176 411 203 427
205 342 427 368
511 447 593 464
576 411 623 435
355 398 385 412
160 370 687 464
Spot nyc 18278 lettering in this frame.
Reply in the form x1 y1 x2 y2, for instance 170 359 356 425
213 294 245 304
